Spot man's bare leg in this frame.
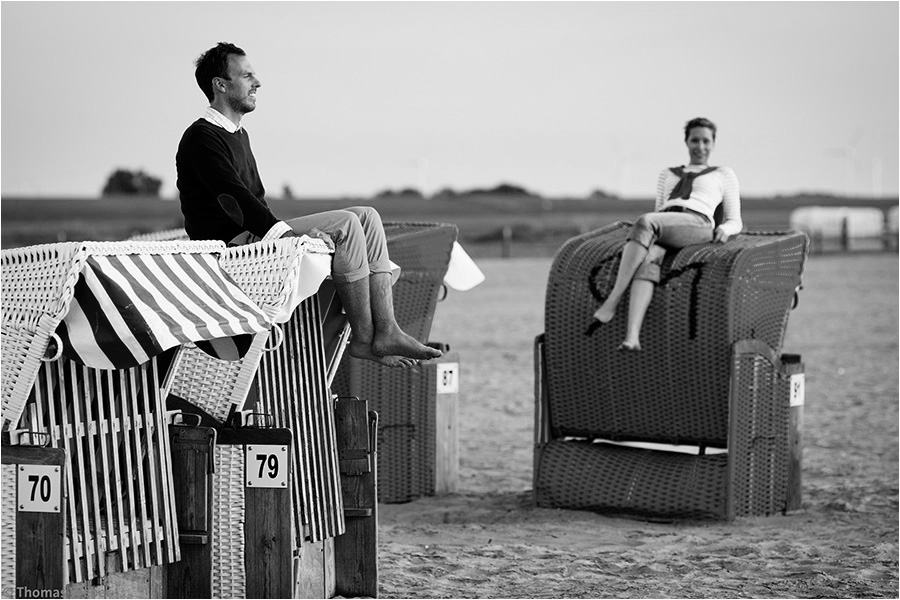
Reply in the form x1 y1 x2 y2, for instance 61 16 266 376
369 272 442 360
335 277 418 367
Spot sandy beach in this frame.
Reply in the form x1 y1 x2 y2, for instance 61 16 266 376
376 253 898 599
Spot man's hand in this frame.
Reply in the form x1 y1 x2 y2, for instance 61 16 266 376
712 226 730 243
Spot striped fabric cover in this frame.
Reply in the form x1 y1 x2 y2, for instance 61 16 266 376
54 252 270 370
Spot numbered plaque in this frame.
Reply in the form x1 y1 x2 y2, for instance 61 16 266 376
436 362 459 395
245 445 289 488
17 464 62 513
789 373 805 407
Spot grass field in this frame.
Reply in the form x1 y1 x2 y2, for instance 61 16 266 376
3 194 896 257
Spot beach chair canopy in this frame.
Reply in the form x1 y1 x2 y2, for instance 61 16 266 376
1 239 262 428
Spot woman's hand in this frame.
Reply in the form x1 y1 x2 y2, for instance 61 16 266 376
713 226 730 243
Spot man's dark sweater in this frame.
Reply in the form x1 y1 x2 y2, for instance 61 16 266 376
176 119 280 242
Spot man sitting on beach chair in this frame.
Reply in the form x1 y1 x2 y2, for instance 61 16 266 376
176 41 441 368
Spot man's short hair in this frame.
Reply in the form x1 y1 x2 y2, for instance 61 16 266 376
194 42 246 102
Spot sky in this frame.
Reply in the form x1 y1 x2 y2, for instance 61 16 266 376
1 1 898 200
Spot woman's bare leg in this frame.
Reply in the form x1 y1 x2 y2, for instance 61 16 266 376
620 278 655 350
593 240 649 323
620 244 666 349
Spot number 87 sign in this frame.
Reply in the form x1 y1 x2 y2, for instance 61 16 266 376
245 445 289 488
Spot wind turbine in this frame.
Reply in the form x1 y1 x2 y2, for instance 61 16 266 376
825 128 863 197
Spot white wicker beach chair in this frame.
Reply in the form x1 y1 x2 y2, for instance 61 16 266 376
127 227 190 242
161 237 345 558
0 239 249 587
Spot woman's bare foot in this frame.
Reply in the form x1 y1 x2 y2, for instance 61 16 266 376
617 341 642 352
593 299 618 324
372 328 442 360
348 340 419 367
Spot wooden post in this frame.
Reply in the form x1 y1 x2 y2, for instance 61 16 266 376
782 354 805 512
841 216 850 251
2 445 66 600
882 211 895 251
434 357 459 494
333 399 378 598
532 334 551 503
501 225 512 258
167 425 215 599
294 539 338 599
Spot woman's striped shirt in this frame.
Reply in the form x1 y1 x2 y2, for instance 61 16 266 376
655 165 743 237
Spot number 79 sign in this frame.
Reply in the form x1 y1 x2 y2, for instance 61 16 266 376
245 445 289 488
17 465 61 513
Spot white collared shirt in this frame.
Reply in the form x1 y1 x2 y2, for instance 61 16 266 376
199 106 292 241
203 106 241 133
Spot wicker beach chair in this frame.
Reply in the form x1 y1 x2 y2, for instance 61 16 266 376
130 230 362 596
0 239 254 587
127 227 190 242
127 227 351 389
534 222 809 520
332 221 460 502
162 237 353 598
161 237 345 557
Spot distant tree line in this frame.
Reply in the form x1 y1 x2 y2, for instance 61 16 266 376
374 182 622 202
101 167 624 203
102 168 163 196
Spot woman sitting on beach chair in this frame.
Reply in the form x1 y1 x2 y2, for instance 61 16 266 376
592 117 743 350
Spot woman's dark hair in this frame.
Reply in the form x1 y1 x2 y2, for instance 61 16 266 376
195 42 246 102
684 117 717 141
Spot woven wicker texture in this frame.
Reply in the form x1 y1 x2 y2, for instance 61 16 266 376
536 223 808 520
212 444 246 600
379 221 458 342
728 345 793 517
165 238 327 420
535 441 729 519
349 362 440 503
1 464 15 593
331 222 457 503
535 345 795 520
128 228 189 242
1 240 222 431
543 222 808 445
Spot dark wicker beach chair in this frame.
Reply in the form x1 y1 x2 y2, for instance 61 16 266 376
534 221 809 520
332 221 459 503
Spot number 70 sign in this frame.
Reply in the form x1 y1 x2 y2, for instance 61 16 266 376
17 465 61 513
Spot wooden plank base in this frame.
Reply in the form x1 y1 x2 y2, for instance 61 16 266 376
333 400 379 598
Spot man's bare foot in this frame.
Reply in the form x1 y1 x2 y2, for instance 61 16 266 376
593 300 618 324
372 329 442 360
348 340 418 367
